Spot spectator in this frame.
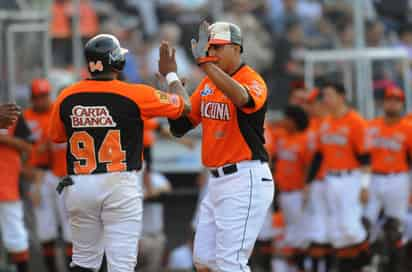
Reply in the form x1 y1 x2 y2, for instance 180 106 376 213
145 23 201 87
271 22 306 109
366 20 393 81
366 20 387 47
221 0 273 73
336 21 354 48
125 0 159 38
396 24 412 60
268 0 321 37
65 0 99 42
50 0 72 67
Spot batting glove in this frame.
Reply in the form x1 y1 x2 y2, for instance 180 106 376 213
191 21 219 65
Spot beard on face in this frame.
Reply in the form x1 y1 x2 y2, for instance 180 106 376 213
384 109 401 118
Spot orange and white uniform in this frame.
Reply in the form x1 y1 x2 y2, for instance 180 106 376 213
24 107 52 169
303 116 330 246
316 110 369 249
274 131 310 248
365 117 412 225
49 79 186 271
170 64 274 272
0 117 31 259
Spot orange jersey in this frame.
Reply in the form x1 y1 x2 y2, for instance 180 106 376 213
50 142 67 177
319 110 368 171
367 118 412 173
274 132 310 191
306 117 326 180
0 117 31 201
265 124 287 159
49 79 184 175
24 107 53 168
143 118 159 147
187 64 268 167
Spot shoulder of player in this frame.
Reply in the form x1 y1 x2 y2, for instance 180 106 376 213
368 117 382 126
235 65 266 85
54 80 157 104
23 108 33 118
400 118 412 131
347 110 367 125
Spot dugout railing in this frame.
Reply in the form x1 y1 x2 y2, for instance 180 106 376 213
297 47 412 119
0 10 50 104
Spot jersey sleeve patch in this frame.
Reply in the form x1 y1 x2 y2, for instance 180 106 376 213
241 79 267 114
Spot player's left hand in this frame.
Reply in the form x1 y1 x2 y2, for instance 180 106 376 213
158 41 177 76
191 21 219 65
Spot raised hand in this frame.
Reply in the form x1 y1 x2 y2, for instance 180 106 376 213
0 104 21 128
191 21 218 65
158 41 177 76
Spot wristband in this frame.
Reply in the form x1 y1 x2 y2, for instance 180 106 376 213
166 72 180 85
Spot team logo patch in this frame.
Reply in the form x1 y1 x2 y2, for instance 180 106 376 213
88 61 104 72
155 90 171 104
201 101 230 121
248 80 264 97
71 105 117 128
201 85 213 96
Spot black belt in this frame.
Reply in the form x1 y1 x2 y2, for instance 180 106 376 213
210 164 238 178
56 176 74 194
328 170 354 177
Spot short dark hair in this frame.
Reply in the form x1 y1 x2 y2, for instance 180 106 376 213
284 105 309 132
321 80 346 96
398 23 412 37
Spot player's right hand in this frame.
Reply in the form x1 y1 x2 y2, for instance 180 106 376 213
158 41 177 76
0 104 21 128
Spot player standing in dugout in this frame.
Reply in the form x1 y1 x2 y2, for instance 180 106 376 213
364 86 412 272
166 21 274 272
49 34 191 272
307 82 371 272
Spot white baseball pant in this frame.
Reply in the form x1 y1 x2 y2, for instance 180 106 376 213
304 180 329 245
364 173 410 224
0 201 29 253
63 171 143 272
33 171 71 242
325 171 367 248
279 191 307 248
193 161 274 272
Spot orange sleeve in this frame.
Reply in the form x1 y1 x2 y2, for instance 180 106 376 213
350 116 368 155
48 100 67 143
186 89 202 126
138 86 185 120
240 76 268 114
144 118 159 130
